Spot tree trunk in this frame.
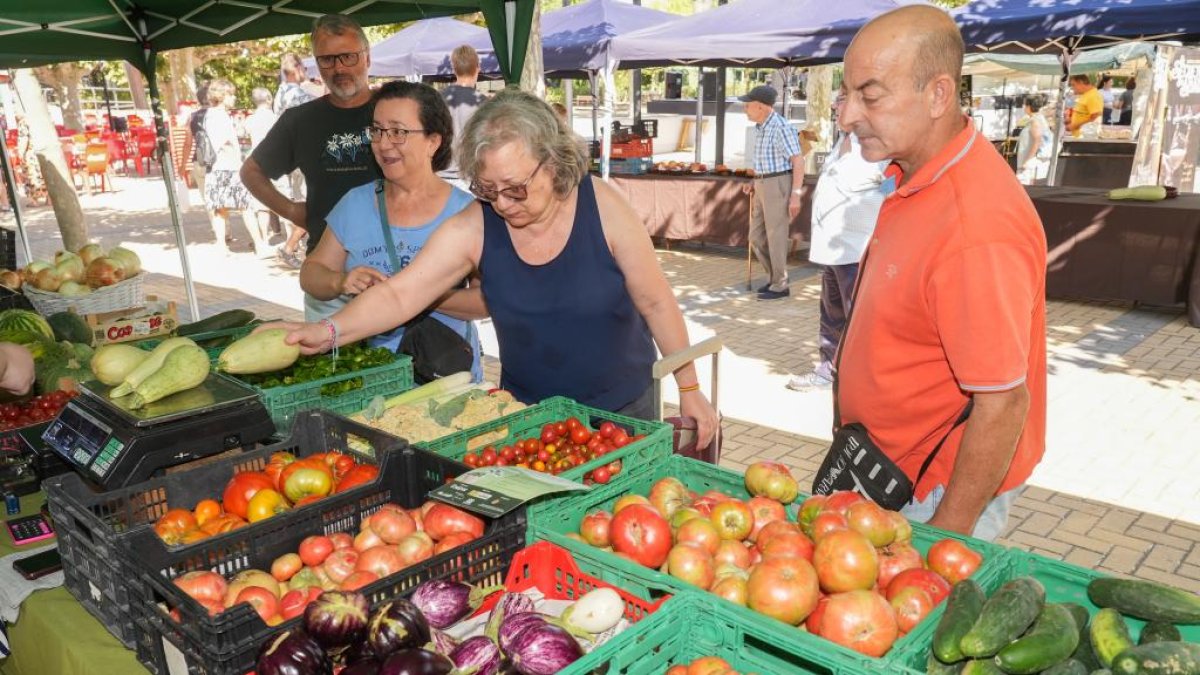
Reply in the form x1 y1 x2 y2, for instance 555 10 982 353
63 65 84 131
520 3 546 97
13 69 88 251
164 48 198 115
124 61 149 111
804 65 835 172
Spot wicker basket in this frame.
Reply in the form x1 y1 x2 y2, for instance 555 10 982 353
22 273 145 316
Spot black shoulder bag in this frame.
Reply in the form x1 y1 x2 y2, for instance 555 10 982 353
374 181 475 384
811 251 973 511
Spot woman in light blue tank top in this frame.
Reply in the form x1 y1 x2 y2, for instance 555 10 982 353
299 82 485 381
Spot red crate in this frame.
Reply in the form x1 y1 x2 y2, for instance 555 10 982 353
611 137 654 158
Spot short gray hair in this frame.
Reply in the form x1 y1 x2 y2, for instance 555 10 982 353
458 90 588 198
311 14 368 50
252 87 272 106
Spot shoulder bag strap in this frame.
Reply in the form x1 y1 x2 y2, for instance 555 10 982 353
374 180 403 273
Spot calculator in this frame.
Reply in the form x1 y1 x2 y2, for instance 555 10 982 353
5 513 55 546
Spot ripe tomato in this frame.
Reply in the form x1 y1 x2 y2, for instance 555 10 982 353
193 499 223 526
423 503 485 540
610 504 672 568
926 539 983 585
746 556 820 625
334 464 379 493
598 421 617 439
813 529 879 593
570 426 592 445
480 448 498 466
611 429 631 448
553 421 568 436
565 416 583 431
590 466 611 484
222 472 275 520
499 446 516 462
154 508 199 544
885 568 951 605
540 425 558 443
463 453 480 467
817 590 900 657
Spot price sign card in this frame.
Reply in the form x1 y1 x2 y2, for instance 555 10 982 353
429 467 589 518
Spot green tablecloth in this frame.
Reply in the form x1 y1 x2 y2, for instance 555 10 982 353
0 492 149 675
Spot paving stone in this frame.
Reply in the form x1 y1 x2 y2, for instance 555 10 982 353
1132 567 1200 594
1059 512 1100 535
1050 530 1113 555
1103 546 1144 574
1020 512 1062 537
1008 531 1073 556
1125 526 1194 550
1048 494 1110 517
1064 548 1105 569
1142 545 1186 573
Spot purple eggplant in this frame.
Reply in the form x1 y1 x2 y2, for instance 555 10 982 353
507 624 582 675
411 580 504 629
340 658 382 675
378 648 455 675
484 592 538 643
449 635 504 675
429 628 461 656
497 612 547 655
255 629 333 675
304 590 370 650
368 598 432 659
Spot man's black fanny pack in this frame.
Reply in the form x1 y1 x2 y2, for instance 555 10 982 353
812 402 972 511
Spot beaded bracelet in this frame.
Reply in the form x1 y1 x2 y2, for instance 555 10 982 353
318 318 340 362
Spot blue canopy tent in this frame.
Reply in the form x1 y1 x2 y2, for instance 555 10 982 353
953 0 1200 183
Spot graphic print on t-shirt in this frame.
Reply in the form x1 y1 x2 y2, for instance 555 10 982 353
322 130 371 171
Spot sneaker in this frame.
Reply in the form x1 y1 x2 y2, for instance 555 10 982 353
756 283 771 293
276 246 302 269
787 372 833 391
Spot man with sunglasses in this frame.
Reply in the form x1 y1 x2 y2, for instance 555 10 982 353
242 14 379 318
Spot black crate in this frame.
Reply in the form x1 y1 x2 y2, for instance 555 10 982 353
43 410 402 649
131 445 526 675
0 285 33 311
0 227 16 271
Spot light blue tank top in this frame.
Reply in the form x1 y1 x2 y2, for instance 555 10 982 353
327 181 482 381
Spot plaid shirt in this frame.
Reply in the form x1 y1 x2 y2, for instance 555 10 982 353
753 111 802 175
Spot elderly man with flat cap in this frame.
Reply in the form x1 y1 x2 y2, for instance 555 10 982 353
832 6 1047 540
742 85 804 300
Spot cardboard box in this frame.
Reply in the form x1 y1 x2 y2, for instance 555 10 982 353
87 297 179 344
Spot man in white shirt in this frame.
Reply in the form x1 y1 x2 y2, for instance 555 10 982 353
788 128 888 390
244 87 281 254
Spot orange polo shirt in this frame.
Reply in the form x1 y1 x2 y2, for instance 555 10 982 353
837 120 1047 501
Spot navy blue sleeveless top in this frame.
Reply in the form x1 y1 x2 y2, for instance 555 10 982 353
479 176 655 410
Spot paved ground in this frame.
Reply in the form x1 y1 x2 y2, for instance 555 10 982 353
5 172 1198 592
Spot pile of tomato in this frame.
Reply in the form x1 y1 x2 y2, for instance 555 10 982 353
461 416 643 484
153 450 380 546
0 390 77 431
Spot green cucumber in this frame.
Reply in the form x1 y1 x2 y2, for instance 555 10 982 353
1090 670 1112 675
1110 642 1200 675
1088 577 1200 624
1139 621 1183 645
1062 603 1091 634
995 603 1080 674
1041 659 1089 675
927 651 965 675
934 579 988 663
1073 612 1103 671
961 659 1006 675
176 309 256 337
960 577 1046 658
1090 608 1135 667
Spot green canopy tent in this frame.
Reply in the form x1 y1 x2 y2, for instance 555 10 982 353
0 0 535 319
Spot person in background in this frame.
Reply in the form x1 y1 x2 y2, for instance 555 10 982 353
203 79 261 254
440 45 488 190
1067 74 1103 137
186 84 211 201
0 343 34 396
551 102 569 125
242 14 379 311
300 81 483 379
836 5 1047 540
1116 77 1137 126
274 53 318 114
1098 75 1115 124
1016 94 1052 185
244 87 281 256
741 85 805 300
271 90 718 447
787 118 887 391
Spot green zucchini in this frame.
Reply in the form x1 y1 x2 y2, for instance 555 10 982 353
1088 578 1200 624
995 603 1080 674
960 577 1046 658
1090 608 1135 667
1110 641 1200 675
1139 621 1183 645
1108 186 1168 202
961 659 1006 675
176 309 256 337
1073 612 1103 671
927 651 965 675
1062 603 1091 634
934 579 987 663
1041 659 1089 675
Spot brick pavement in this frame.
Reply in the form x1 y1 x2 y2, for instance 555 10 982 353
5 174 1198 590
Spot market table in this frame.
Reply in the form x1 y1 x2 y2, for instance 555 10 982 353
0 492 148 675
1026 186 1200 326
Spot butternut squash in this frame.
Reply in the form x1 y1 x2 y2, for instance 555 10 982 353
128 345 210 408
110 337 196 398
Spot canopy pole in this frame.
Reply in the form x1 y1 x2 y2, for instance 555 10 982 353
715 67 726 166
695 67 704 165
143 45 201 321
589 73 599 143
601 65 615 180
565 79 574 127
1046 48 1074 187
0 125 32 265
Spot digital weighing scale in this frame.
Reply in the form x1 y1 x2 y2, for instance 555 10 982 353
41 373 276 489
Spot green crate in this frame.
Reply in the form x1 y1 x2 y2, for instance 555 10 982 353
572 591 883 674
132 322 269 361
529 453 1012 672
894 548 1200 670
244 356 414 433
420 395 672 513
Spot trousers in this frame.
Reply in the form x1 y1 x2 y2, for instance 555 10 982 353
749 173 793 290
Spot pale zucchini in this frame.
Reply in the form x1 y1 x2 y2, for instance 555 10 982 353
217 328 301 375
1107 185 1167 202
110 337 196 397
129 345 210 408
91 343 150 386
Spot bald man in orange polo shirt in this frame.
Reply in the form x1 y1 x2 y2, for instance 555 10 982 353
835 6 1047 540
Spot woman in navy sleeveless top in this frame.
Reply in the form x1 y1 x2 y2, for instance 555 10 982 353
279 90 717 447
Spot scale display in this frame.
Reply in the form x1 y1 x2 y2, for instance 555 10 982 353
43 403 118 477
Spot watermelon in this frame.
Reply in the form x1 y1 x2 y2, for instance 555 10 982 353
0 309 54 341
47 312 93 346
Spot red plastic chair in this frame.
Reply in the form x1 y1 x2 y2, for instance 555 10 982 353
134 129 158 175
103 132 128 174
60 138 86 189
